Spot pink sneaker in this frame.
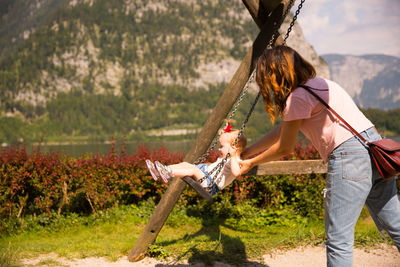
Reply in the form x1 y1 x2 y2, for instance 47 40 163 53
145 160 161 181
155 161 173 183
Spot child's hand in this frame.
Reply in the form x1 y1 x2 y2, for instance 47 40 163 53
239 160 253 175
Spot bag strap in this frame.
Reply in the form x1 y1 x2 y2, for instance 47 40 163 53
299 85 369 145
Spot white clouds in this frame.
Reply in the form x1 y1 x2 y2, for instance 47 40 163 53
294 0 400 57
339 2 360 24
299 13 329 37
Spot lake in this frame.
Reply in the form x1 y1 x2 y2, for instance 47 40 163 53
20 139 195 158
4 135 400 158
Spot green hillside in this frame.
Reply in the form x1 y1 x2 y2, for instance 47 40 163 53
0 0 271 144
0 0 398 145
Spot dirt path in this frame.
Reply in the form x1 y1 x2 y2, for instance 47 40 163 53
22 244 399 266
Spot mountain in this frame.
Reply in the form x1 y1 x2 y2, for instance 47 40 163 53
0 0 328 107
0 0 64 61
0 0 332 144
322 54 400 110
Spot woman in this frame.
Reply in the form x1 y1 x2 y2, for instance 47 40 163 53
239 45 400 266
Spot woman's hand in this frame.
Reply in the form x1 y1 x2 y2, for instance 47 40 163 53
239 159 253 175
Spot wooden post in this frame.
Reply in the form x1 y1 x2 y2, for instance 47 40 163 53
243 0 286 45
244 0 282 28
128 0 292 262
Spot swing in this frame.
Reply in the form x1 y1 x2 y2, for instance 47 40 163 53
129 2 310 262
182 0 306 201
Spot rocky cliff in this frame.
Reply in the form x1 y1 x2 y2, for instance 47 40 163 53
322 54 400 109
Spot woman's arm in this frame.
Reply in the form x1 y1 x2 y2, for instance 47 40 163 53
239 119 302 174
241 124 282 159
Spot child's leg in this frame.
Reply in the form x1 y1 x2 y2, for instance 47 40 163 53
169 162 205 181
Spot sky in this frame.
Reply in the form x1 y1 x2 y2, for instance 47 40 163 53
290 0 400 57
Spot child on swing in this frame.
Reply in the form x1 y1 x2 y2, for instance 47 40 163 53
145 122 247 196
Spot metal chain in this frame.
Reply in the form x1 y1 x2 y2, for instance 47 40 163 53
232 92 260 148
200 91 262 191
283 0 305 44
200 156 227 187
270 0 295 47
228 0 303 152
194 69 256 165
199 74 256 185
196 70 256 181
201 88 261 189
194 0 293 165
231 0 303 150
197 0 305 191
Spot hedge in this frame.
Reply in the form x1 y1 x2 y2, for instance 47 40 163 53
0 139 326 233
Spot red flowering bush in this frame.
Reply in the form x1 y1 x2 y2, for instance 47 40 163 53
281 138 320 160
0 138 329 227
0 142 184 222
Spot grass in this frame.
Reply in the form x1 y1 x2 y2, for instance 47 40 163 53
0 244 20 267
0 200 392 266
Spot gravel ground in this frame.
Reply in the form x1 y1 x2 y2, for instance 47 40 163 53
21 244 399 267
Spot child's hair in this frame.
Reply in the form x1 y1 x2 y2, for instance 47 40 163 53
227 129 247 152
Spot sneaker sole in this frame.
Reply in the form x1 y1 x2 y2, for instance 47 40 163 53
145 160 159 181
155 161 170 183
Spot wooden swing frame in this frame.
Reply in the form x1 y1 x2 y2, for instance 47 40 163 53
128 0 295 261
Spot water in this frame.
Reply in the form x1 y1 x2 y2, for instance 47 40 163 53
4 135 400 158
15 139 195 158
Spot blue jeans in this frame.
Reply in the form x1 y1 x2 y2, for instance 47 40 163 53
195 163 220 196
325 127 400 266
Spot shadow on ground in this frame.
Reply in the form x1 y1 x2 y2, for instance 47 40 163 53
154 209 269 267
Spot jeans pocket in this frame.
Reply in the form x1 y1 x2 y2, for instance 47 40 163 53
341 151 371 181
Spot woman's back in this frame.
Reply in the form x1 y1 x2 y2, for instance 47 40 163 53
283 77 373 161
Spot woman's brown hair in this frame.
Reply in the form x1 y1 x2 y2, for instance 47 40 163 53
256 45 316 123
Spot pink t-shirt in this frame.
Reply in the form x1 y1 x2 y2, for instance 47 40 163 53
283 77 373 161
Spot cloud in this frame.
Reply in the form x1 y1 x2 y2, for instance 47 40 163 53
299 13 329 37
295 0 400 56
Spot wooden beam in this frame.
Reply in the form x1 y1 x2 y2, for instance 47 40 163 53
243 0 290 44
243 0 291 27
242 0 271 29
250 160 328 175
128 1 292 262
260 0 286 12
